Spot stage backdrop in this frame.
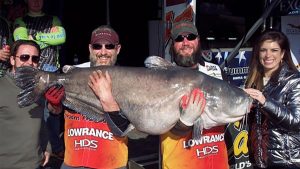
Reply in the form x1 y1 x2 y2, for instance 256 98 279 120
281 15 300 69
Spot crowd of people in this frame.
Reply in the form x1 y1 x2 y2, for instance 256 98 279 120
1 0 300 169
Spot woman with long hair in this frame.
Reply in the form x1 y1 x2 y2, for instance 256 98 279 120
244 30 300 169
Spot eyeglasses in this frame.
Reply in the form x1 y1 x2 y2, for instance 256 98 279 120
15 54 40 63
174 34 198 42
92 44 116 50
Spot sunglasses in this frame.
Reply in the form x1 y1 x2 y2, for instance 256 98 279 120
15 54 39 63
174 34 198 42
92 44 116 50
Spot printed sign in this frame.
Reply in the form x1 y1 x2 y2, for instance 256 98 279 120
203 48 252 87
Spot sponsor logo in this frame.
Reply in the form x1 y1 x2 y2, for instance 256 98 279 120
65 113 80 121
230 161 252 169
183 134 224 148
233 131 249 157
228 67 249 75
74 139 98 149
280 0 300 15
182 134 224 158
68 128 114 140
206 65 218 71
196 145 219 158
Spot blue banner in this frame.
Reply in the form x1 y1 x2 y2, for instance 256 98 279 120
203 48 252 87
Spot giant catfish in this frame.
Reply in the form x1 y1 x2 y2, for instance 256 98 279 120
15 56 252 139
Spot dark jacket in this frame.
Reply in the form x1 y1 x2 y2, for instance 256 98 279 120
249 63 300 168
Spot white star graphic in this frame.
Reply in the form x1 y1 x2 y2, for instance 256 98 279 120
215 52 222 63
235 51 246 65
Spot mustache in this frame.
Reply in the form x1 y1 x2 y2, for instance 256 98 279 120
180 45 193 50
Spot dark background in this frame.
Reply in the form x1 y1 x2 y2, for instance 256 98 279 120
41 0 269 67
44 0 161 67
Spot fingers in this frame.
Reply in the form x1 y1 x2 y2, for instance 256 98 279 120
195 89 206 112
89 70 99 85
243 88 266 105
0 49 10 61
180 95 189 109
3 45 10 51
183 89 205 112
53 87 65 99
41 151 50 166
45 84 65 106
47 85 64 96
45 85 57 96
200 95 206 112
105 71 112 84
190 88 204 104
244 88 261 98
187 88 206 113
89 70 101 90
89 70 112 86
88 70 112 97
50 26 59 32
89 70 105 83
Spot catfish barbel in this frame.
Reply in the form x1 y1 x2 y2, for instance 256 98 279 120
15 56 252 138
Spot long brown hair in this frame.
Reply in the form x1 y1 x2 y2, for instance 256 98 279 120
245 30 298 90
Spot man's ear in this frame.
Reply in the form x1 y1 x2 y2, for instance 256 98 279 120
10 56 15 66
88 44 93 53
116 44 121 55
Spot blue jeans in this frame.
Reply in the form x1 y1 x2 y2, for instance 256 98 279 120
44 103 64 153
60 163 88 169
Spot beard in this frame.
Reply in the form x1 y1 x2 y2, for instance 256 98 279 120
89 53 98 67
173 47 199 67
89 53 117 67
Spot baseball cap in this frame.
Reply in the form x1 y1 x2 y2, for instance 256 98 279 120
171 20 198 39
90 25 119 44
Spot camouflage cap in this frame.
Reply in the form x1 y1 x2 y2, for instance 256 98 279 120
171 20 198 39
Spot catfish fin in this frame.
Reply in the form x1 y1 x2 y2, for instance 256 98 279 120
15 66 49 107
62 65 77 73
192 117 204 141
63 96 105 122
144 56 175 69
104 112 148 139
127 127 149 139
103 112 130 137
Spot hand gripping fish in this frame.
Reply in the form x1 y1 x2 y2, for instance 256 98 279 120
15 56 252 139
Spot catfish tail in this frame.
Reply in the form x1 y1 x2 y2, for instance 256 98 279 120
15 66 51 107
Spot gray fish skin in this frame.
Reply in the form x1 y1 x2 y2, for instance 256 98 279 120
15 64 252 135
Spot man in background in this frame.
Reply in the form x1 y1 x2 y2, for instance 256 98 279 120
13 0 66 71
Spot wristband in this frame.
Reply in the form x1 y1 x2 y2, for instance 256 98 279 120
179 117 194 127
106 109 130 133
